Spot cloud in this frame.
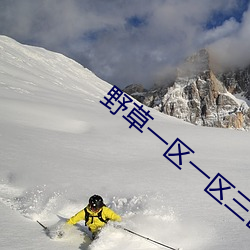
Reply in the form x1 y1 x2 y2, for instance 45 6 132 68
209 4 250 69
200 18 240 45
0 0 249 88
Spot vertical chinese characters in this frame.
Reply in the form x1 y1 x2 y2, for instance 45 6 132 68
100 85 250 230
205 173 250 228
100 85 154 133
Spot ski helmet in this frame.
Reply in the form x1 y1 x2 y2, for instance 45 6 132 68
89 195 104 210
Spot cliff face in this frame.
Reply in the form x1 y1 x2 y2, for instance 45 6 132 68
124 49 250 130
218 66 250 100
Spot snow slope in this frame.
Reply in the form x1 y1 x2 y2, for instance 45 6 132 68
0 35 249 250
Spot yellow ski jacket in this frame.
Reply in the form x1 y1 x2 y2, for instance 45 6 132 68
67 206 121 233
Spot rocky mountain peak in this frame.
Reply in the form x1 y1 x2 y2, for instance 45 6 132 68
123 49 250 130
177 49 210 78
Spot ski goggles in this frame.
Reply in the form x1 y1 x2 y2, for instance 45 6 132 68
89 204 101 212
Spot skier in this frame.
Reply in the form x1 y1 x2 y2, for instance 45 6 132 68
66 194 121 239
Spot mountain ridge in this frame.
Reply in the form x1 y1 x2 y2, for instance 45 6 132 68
124 49 250 130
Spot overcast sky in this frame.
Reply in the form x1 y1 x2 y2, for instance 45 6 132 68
0 0 249 88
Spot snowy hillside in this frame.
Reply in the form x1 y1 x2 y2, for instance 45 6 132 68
0 36 250 250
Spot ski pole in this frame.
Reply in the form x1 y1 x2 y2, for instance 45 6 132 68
122 227 180 250
37 220 48 231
